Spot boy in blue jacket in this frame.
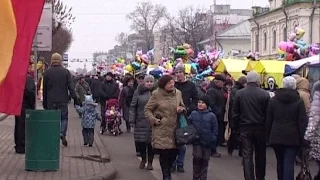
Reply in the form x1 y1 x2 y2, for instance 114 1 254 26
189 95 218 180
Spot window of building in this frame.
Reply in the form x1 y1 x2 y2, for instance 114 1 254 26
263 31 267 51
255 33 259 52
283 27 287 41
272 30 277 49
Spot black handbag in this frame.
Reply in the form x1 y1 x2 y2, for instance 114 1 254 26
175 112 199 146
296 147 312 180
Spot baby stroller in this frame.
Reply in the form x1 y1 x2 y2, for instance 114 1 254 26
103 99 122 136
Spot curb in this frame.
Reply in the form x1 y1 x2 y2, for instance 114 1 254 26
78 163 117 180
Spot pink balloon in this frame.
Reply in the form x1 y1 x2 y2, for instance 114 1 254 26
286 42 295 53
278 41 287 50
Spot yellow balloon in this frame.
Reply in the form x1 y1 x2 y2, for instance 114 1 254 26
165 62 172 69
125 64 133 72
120 59 125 64
277 48 285 55
207 76 214 81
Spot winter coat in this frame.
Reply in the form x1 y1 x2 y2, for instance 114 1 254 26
90 78 101 99
305 81 320 161
228 83 244 128
22 74 36 110
232 83 270 132
144 88 185 149
189 109 218 148
175 80 198 115
99 80 120 104
75 81 91 103
119 86 135 122
129 84 152 143
43 65 76 106
76 103 101 129
206 83 226 122
296 78 311 114
266 88 307 146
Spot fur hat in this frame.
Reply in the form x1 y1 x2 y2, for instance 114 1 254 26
158 75 174 89
51 53 62 65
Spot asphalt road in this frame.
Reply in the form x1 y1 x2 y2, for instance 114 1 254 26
99 123 318 180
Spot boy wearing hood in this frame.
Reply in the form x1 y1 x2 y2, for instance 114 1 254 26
190 95 218 180
76 95 101 147
296 77 311 114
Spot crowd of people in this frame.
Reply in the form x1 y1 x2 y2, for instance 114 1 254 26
14 52 320 180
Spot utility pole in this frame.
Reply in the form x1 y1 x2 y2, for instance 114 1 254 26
33 35 38 107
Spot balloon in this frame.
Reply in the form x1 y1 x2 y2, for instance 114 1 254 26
289 33 296 41
295 27 305 39
278 41 287 50
125 64 133 72
131 62 141 70
277 48 285 55
286 42 295 53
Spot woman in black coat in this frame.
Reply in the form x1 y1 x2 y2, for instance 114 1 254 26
266 76 308 180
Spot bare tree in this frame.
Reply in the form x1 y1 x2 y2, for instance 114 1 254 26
126 1 167 50
38 0 75 64
115 32 129 46
166 6 211 52
46 0 75 34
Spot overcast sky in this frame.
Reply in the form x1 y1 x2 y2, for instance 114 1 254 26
63 0 268 61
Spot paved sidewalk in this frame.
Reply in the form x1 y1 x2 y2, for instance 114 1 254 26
0 104 117 180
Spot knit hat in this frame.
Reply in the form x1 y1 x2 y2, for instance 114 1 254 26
237 76 247 85
84 95 97 105
199 95 210 107
283 76 297 89
158 75 174 89
51 53 62 65
174 65 185 73
246 71 260 84
144 75 154 82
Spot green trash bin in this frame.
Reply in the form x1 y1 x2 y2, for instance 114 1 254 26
25 110 60 171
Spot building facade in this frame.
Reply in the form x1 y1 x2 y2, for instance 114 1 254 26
250 1 320 58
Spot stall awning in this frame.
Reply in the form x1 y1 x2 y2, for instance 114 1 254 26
216 59 249 80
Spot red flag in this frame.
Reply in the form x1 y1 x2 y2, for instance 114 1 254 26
0 0 45 115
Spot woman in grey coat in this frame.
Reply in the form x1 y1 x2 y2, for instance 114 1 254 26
129 75 155 170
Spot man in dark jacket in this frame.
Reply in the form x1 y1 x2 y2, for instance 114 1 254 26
90 75 101 102
206 74 226 157
99 72 120 132
14 73 36 154
228 76 247 156
232 71 270 180
43 53 77 147
172 65 199 173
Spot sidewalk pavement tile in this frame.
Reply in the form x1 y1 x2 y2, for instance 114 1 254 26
0 104 117 180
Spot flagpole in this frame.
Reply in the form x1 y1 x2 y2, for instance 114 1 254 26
33 34 38 108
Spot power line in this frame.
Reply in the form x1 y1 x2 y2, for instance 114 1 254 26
75 13 127 16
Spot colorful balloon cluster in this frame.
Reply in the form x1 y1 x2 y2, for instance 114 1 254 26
154 44 222 80
278 26 320 61
124 49 150 73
